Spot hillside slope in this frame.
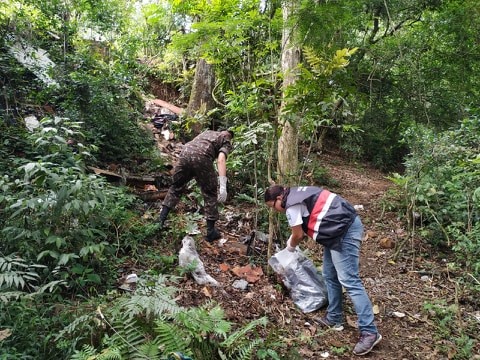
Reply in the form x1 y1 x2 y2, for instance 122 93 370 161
149 131 478 359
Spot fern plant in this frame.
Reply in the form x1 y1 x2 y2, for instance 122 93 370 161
62 274 279 360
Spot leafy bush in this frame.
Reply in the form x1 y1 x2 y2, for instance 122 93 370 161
0 296 73 359
0 117 156 295
58 50 154 164
399 115 480 279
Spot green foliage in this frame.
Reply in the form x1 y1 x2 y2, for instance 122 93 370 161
399 115 480 279
1 0 155 164
303 47 358 77
164 0 282 99
285 46 361 160
0 118 156 295
227 120 275 200
423 300 476 359
0 296 76 359
60 275 279 360
59 50 153 163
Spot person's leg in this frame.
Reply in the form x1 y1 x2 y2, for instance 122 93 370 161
194 160 221 241
322 246 344 325
330 216 378 335
160 158 192 224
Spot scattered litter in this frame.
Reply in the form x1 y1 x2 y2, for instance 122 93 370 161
354 204 364 211
320 351 330 358
232 279 248 290
392 311 406 318
118 273 139 292
473 312 480 323
8 39 58 86
24 116 40 132
0 329 12 341
178 236 219 286
125 273 138 284
420 275 430 282
254 231 268 243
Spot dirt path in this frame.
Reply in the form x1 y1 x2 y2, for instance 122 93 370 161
155 145 478 359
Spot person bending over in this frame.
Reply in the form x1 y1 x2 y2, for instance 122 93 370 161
264 185 382 356
159 129 233 242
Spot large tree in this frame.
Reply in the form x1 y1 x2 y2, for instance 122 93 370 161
277 0 300 185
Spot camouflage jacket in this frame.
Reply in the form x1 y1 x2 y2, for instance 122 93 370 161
180 130 233 162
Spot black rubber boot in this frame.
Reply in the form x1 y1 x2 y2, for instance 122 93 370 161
206 220 221 242
158 206 170 229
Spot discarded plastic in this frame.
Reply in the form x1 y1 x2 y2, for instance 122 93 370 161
269 248 328 313
178 236 219 286
125 273 139 283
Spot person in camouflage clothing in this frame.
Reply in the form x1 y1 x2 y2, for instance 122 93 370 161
158 129 234 242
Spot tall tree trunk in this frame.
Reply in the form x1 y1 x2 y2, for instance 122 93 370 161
277 0 300 185
186 58 216 135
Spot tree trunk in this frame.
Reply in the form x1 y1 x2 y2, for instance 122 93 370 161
277 0 300 185
186 58 216 135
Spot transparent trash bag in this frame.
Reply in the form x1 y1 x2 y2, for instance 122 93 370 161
269 248 328 313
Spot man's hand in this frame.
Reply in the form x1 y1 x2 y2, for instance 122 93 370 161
218 176 227 202
286 235 296 252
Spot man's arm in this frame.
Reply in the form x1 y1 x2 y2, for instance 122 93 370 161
217 152 228 202
217 152 227 176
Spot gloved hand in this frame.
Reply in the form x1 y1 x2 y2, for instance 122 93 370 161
286 235 296 252
218 176 228 203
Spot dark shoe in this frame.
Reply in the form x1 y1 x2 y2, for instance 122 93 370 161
353 331 382 356
314 315 344 331
158 220 169 230
206 228 221 242
158 206 171 226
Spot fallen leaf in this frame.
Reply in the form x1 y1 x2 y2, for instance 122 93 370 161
219 263 230 272
202 286 212 298
379 237 395 249
0 329 12 341
346 315 358 328
231 264 264 283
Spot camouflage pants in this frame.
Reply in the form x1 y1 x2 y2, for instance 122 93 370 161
162 155 219 221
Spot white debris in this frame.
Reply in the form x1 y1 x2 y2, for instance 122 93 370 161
354 204 364 211
178 236 218 286
8 40 58 87
24 116 40 132
125 273 139 284
232 279 248 290
392 311 406 318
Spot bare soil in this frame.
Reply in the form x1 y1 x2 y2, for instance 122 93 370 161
140 121 479 359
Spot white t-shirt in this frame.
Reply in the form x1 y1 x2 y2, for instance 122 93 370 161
286 203 310 227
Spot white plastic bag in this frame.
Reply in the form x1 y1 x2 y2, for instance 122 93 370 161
269 248 328 313
178 236 219 286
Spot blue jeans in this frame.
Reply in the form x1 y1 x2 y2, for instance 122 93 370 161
322 216 378 334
